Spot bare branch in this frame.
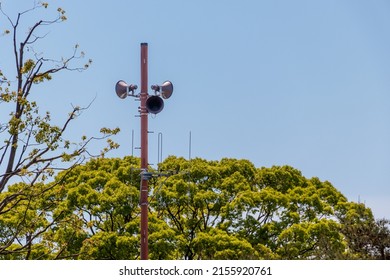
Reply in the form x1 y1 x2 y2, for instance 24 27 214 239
21 20 44 50
0 135 12 171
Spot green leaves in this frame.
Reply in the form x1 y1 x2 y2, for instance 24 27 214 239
193 228 259 260
20 59 36 74
1 156 387 259
153 156 351 259
276 220 345 259
78 231 139 260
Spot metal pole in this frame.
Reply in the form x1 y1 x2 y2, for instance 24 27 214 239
140 42 149 260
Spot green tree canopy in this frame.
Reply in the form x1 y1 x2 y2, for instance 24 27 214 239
2 155 388 259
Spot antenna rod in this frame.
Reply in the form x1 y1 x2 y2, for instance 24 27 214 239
189 131 192 160
158 132 163 167
131 129 134 157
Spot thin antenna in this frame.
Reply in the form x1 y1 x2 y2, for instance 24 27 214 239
131 129 134 157
189 131 192 160
158 132 163 167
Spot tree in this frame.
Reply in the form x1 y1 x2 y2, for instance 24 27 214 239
2 154 388 259
152 157 258 259
155 157 389 260
373 218 390 259
0 2 119 258
48 156 142 260
339 202 390 260
154 157 351 259
0 156 177 259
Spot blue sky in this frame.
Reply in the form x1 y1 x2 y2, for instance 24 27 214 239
1 0 389 218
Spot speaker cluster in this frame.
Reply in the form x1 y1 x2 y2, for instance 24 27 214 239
115 80 173 114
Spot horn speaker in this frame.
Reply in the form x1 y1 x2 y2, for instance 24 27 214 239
146 95 164 114
115 80 138 99
151 81 173 99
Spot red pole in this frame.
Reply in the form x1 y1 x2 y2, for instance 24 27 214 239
140 43 148 260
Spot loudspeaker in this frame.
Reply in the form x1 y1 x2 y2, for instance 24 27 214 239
115 80 138 99
151 81 173 99
146 95 164 114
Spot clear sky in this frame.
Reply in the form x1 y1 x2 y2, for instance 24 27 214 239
1 0 389 218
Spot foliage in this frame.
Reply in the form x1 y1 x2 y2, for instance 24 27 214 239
0 1 119 257
2 156 389 260
154 157 353 259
